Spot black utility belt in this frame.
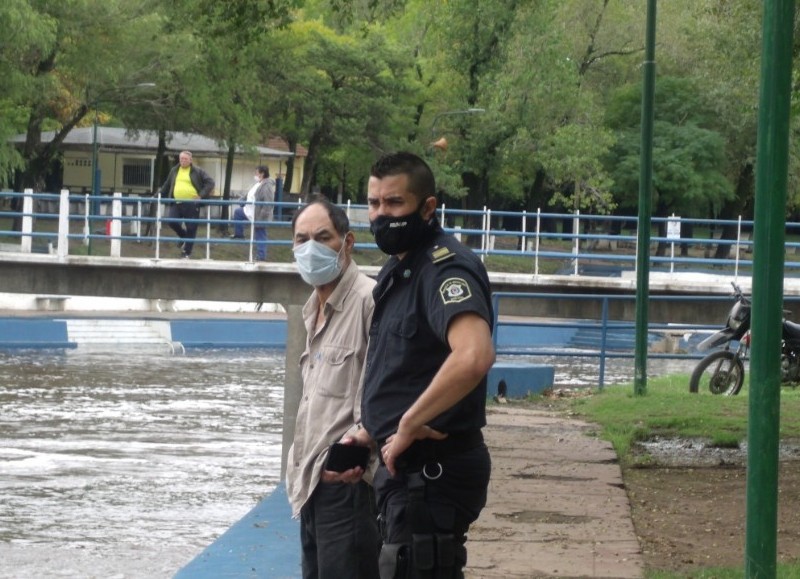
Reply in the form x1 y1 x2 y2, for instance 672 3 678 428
381 430 484 471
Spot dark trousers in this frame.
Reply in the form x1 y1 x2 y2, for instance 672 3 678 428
168 202 200 255
300 480 380 579
374 444 491 578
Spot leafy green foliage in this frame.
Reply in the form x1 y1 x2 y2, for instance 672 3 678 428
3 0 798 221
258 19 418 197
537 123 616 213
604 77 733 217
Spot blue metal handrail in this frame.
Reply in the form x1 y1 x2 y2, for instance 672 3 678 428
2 189 800 275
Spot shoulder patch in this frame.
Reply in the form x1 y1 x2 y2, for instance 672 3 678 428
439 277 472 305
429 245 455 264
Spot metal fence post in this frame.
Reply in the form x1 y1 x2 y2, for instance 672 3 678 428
57 189 70 259
110 192 122 258
573 209 580 275
21 189 33 254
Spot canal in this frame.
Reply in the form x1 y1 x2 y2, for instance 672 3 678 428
0 348 285 578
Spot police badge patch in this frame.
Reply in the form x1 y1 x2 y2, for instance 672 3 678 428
439 278 472 304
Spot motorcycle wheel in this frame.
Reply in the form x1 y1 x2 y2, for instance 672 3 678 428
689 350 745 395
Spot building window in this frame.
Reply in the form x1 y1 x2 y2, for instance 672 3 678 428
122 158 152 188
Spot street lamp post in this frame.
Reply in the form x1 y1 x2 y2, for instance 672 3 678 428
88 82 155 254
91 108 100 214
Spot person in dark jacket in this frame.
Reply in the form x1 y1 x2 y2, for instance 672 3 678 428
158 150 215 258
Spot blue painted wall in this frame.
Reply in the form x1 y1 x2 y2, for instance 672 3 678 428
0 317 571 351
171 319 287 349
0 317 72 348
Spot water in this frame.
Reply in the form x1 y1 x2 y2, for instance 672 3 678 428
0 348 285 579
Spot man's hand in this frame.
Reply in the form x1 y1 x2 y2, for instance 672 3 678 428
320 465 365 484
380 425 447 477
321 431 374 484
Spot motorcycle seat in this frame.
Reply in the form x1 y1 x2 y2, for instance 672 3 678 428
783 319 800 341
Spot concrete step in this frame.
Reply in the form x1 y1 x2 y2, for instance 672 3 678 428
65 319 173 346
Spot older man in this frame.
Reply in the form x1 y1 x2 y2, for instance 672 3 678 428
285 198 380 579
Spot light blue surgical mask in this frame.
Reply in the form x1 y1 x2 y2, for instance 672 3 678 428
293 239 345 286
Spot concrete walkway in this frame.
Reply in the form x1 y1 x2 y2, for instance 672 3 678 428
174 405 643 578
465 406 643 578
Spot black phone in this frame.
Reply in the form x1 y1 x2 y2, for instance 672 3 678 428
324 443 370 472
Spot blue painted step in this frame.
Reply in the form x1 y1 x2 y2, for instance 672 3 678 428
568 328 659 351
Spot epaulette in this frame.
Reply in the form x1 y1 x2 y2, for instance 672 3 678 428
429 245 456 264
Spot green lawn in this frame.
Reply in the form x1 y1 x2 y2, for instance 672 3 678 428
562 375 800 464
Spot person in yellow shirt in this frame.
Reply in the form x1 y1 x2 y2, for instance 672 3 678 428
158 150 215 258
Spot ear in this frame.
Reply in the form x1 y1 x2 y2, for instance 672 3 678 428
344 231 356 251
420 196 437 220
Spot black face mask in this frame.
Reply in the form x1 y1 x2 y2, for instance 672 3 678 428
370 203 431 255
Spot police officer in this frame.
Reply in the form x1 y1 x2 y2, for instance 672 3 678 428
350 151 495 578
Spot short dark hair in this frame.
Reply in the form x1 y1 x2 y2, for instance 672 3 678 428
370 152 435 202
256 165 270 178
291 196 350 237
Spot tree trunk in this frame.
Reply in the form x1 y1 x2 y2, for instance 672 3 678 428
713 162 754 260
299 130 323 201
283 136 297 195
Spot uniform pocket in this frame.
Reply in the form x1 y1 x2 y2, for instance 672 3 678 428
387 315 417 339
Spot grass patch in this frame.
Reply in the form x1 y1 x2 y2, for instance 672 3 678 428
564 375 800 464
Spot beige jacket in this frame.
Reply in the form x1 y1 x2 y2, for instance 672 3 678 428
285 260 376 517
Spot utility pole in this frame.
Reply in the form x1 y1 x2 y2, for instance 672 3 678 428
633 0 657 396
745 1 795 576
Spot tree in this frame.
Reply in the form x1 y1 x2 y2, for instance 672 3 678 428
537 123 616 214
0 0 58 187
256 19 417 199
154 0 298 214
604 76 733 220
12 0 173 193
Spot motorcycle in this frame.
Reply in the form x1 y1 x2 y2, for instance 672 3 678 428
689 282 800 395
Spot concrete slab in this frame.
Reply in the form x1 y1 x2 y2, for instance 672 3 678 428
464 407 644 578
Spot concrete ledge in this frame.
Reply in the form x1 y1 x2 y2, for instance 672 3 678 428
487 362 555 398
175 484 300 579
34 295 67 311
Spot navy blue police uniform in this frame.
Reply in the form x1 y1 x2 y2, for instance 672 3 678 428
362 219 493 579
